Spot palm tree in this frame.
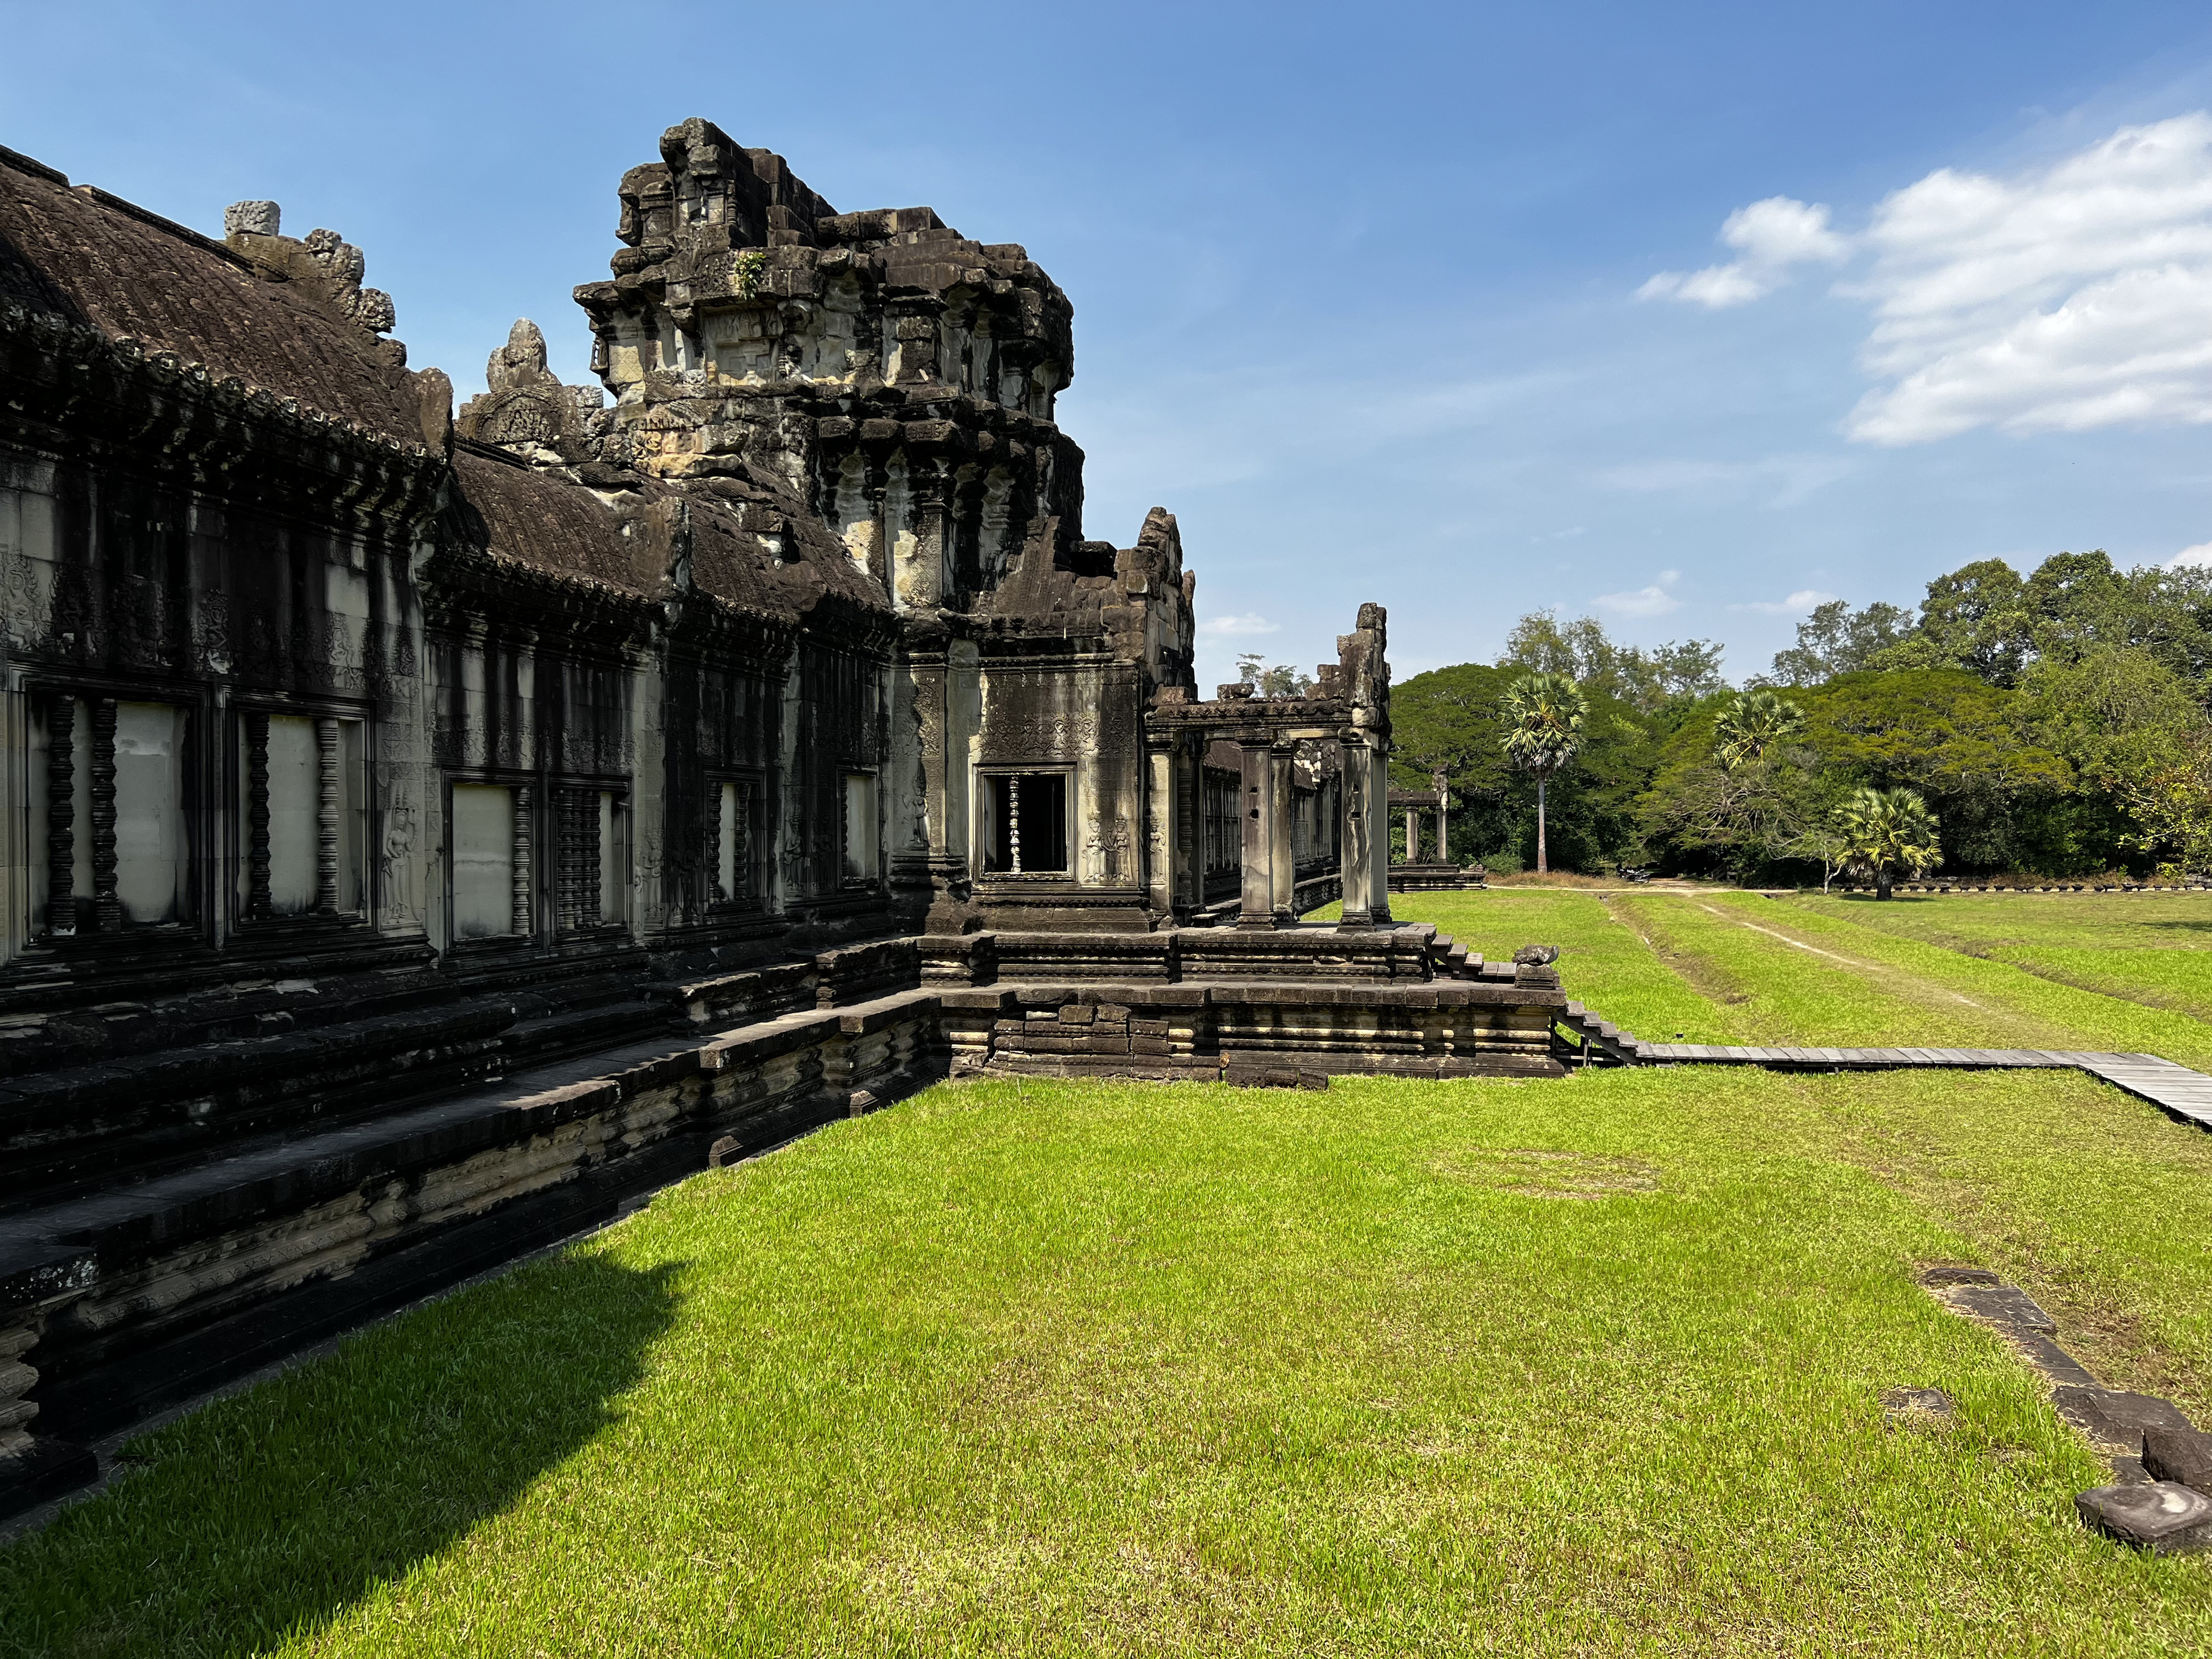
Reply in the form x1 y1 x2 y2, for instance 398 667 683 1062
1502 671 1587 874
1835 786 1942 900
1713 687 1806 771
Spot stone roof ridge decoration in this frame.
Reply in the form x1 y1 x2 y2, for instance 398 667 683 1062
455 317 610 466
221 200 401 356
1147 601 1390 741
0 159 436 446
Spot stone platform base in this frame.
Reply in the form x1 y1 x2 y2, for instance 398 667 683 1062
1 922 1568 1520
941 972 1564 1084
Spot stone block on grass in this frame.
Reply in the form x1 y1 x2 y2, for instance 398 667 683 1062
2145 1425 2212 1491
2056 1386 2198 1453
2077 1482 2212 1552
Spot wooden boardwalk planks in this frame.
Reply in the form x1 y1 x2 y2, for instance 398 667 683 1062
1606 1030 2212 1130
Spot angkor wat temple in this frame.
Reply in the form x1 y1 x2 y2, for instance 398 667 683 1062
0 122 1552 1513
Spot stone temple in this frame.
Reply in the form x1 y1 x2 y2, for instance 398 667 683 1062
0 121 1557 1512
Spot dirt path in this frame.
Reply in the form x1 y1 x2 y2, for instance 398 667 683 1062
1688 900 1990 1011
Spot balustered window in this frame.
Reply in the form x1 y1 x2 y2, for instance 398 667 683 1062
451 782 530 941
236 710 365 921
843 772 877 884
552 785 628 932
28 690 196 935
705 775 760 907
980 771 1068 875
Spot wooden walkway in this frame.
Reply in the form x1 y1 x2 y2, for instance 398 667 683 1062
1556 1004 2212 1130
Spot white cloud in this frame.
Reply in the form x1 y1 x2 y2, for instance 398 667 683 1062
1639 197 1850 309
2171 541 2212 568
1848 116 2212 443
1731 588 1839 614
1594 571 1682 617
1196 612 1279 637
1643 116 2212 445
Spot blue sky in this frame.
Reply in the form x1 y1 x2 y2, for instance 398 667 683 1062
10 1 2212 688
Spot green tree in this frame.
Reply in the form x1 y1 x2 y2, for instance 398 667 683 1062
1233 654 1313 697
1799 669 2069 872
1766 600 1913 686
1713 687 1806 770
1501 611 1723 713
1876 559 2031 685
1835 786 1942 900
2113 724 2212 877
1502 671 1587 874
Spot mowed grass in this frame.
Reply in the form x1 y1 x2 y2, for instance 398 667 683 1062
8 1070 2212 1657
1793 891 2212 1027
11 893 2212 1653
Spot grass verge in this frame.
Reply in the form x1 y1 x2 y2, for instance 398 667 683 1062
6 1071 2211 1657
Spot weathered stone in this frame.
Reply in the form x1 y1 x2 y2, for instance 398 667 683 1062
2077 1482 2212 1552
2056 1386 2198 1453
1945 1283 2058 1333
1917 1262 2001 1287
2145 1425 2212 1490
1880 1386 1957 1426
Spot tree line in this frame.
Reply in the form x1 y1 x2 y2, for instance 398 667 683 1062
1370 549 2212 885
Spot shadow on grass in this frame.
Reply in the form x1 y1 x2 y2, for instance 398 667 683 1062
0 1251 682 1659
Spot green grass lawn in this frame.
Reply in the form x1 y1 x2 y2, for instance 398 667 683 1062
11 894 2212 1655
1789 892 2212 1027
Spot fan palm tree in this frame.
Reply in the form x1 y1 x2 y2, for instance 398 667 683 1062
1713 687 1806 771
1502 671 1587 874
1835 785 1942 900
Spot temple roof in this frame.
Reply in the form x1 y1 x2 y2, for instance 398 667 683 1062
0 145 429 448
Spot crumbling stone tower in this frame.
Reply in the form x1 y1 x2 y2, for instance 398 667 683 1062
550 119 1206 931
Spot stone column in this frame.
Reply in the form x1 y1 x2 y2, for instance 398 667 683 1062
1145 733 1177 924
1405 803 1420 864
1237 738 1275 929
1269 741 1296 925
1338 737 1375 929
1172 735 1201 916
1368 744 1394 924
1437 796 1449 866
890 648 940 909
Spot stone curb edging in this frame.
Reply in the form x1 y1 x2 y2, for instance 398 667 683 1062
1918 1263 2212 1553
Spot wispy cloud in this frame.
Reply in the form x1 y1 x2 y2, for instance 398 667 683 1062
2171 541 2212 569
1594 570 1682 618
1639 197 1850 309
1731 588 1839 614
1596 453 1855 509
1196 612 1280 637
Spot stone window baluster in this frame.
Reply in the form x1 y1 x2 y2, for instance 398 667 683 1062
243 711 273 920
45 695 76 935
315 717 340 916
89 698 119 932
578 790 602 926
511 785 534 938
703 778 723 907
